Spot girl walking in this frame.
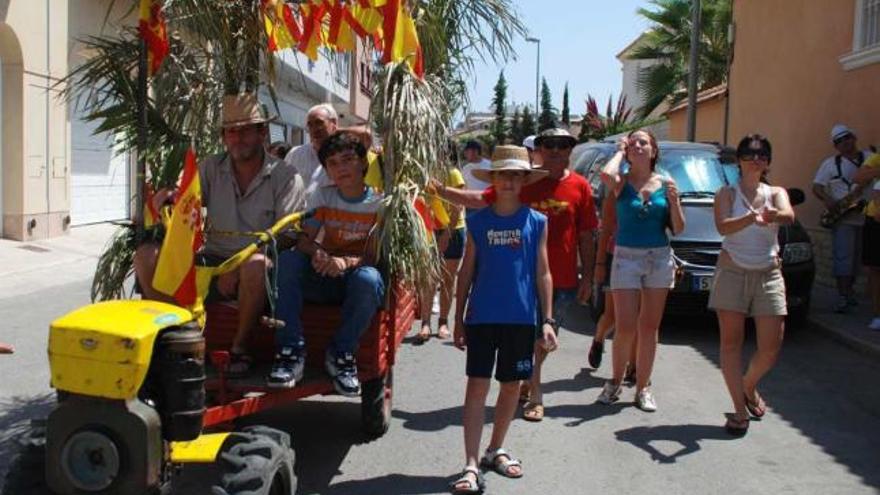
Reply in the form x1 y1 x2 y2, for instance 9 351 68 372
709 134 793 435
596 129 685 411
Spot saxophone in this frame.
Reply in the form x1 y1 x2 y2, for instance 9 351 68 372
820 184 866 228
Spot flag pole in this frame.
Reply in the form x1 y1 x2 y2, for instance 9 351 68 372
135 35 148 238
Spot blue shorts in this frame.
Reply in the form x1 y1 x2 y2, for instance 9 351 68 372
437 227 465 260
465 324 535 382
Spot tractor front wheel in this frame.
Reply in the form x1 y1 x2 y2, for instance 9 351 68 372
213 428 296 495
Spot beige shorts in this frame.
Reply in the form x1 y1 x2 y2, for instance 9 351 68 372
708 255 787 317
610 245 676 290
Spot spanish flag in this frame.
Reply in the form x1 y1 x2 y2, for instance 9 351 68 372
143 183 161 229
153 149 203 307
138 0 169 75
298 2 328 61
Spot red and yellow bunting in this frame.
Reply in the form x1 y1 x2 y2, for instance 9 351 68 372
259 0 422 77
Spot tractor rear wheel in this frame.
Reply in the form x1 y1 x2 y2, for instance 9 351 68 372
361 369 393 438
213 428 296 495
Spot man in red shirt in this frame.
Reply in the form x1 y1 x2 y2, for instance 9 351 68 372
436 128 598 421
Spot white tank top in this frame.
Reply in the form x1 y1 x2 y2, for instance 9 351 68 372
721 183 779 270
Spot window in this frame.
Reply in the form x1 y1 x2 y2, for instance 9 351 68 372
334 52 351 88
840 0 880 70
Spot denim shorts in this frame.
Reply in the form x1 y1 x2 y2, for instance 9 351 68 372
831 224 862 277
610 245 675 290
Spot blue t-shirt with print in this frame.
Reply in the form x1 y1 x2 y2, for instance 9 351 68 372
465 206 547 325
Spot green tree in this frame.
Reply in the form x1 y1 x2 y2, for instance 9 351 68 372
491 71 509 144
520 106 537 137
509 107 523 145
561 82 570 126
630 0 732 117
538 77 557 131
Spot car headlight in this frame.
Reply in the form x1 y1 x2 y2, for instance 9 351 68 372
782 242 813 264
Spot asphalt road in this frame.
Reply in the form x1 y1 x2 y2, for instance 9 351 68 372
1 281 879 495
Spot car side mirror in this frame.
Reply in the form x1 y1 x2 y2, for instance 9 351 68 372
787 188 805 206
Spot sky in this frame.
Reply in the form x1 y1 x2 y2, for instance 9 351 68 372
467 0 652 118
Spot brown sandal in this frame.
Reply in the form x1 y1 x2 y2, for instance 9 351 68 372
724 413 749 437
522 402 544 422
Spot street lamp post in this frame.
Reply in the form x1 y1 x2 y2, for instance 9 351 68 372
526 37 541 117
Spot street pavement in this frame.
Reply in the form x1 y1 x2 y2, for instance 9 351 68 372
1 224 879 494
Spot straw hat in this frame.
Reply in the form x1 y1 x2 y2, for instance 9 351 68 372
220 93 277 128
471 145 548 184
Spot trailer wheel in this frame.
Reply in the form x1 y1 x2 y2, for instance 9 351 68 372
3 423 52 495
361 369 393 438
213 430 296 495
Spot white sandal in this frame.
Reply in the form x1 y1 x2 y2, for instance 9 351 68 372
480 448 523 478
450 466 485 494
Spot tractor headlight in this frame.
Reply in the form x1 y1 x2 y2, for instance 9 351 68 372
782 242 813 264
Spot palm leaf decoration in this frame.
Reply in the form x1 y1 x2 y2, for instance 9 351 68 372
65 0 525 302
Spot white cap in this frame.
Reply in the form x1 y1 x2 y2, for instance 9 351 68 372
522 135 536 150
831 124 855 142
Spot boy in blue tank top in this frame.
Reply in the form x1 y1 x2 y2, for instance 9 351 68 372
450 146 556 494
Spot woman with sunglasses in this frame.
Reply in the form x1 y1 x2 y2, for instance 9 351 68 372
597 129 685 411
709 134 794 436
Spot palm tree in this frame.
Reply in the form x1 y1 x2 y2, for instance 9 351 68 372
69 0 525 301
629 0 731 118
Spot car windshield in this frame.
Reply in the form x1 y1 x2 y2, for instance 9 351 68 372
654 149 729 195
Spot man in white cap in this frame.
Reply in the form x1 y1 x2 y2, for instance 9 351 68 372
134 93 305 377
522 134 542 166
812 124 875 312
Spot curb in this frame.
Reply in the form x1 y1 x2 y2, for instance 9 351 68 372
808 316 880 360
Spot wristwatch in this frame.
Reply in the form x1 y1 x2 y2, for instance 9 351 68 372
542 317 558 332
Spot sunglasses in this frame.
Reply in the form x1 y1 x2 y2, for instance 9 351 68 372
739 153 770 162
540 140 573 151
833 134 853 145
637 199 652 219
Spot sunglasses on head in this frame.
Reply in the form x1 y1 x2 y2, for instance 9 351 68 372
541 140 572 151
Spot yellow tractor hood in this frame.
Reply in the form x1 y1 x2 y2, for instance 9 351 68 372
49 300 195 400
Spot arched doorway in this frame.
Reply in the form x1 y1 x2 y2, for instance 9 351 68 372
0 23 23 239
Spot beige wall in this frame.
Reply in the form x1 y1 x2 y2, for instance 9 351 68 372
0 0 70 240
728 0 880 230
666 96 726 144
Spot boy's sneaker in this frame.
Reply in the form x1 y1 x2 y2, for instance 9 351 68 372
267 347 305 388
597 381 621 404
833 296 849 314
868 317 880 331
636 388 658 412
325 352 361 397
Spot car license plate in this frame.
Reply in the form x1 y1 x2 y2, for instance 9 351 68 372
693 275 713 291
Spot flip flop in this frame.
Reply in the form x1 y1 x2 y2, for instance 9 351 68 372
416 325 431 343
744 391 766 418
724 413 749 437
480 448 523 479
226 351 253 378
522 402 544 422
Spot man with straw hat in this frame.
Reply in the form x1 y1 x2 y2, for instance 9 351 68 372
451 145 556 494
434 128 598 422
134 92 305 378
